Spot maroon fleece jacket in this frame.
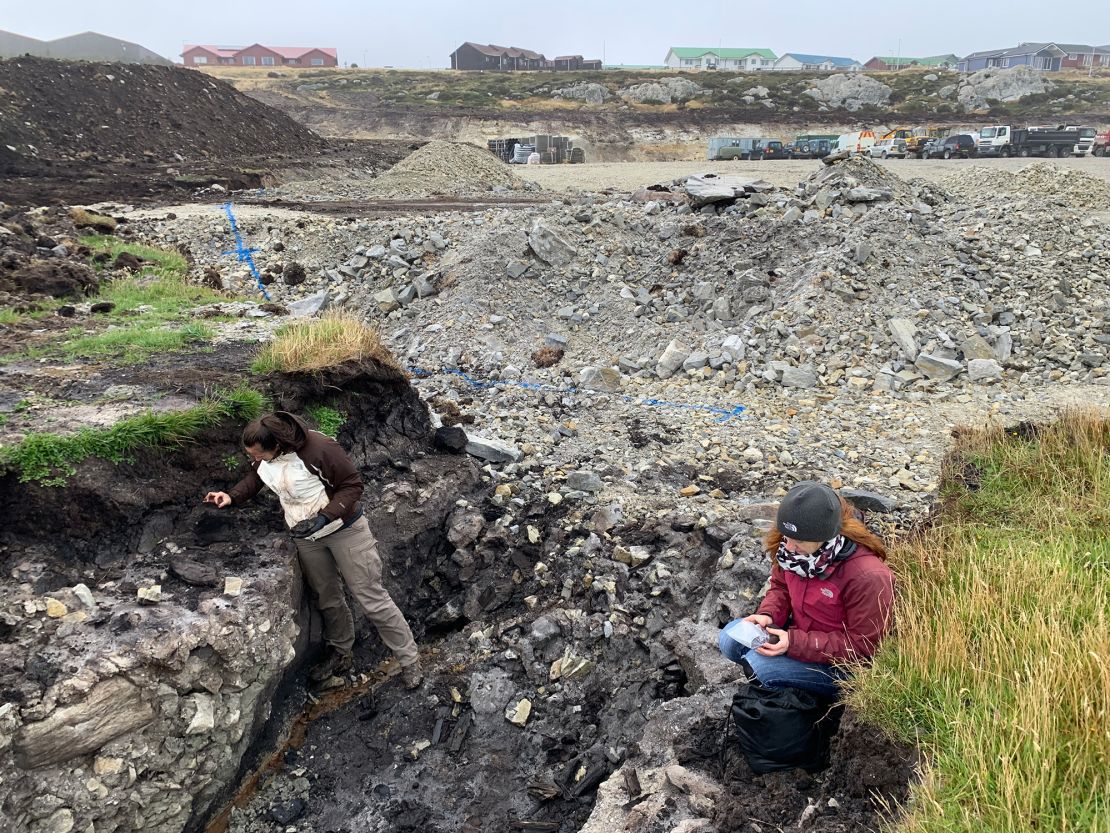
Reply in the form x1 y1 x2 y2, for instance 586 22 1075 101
757 544 895 665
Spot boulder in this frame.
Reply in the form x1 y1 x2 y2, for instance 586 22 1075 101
803 74 891 111
13 677 155 769
527 221 577 266
915 353 963 381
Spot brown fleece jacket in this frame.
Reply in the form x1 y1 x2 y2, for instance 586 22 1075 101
228 411 363 523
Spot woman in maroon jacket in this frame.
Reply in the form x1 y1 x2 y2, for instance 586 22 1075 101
719 481 895 699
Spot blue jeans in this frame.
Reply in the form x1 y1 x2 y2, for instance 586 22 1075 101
719 619 849 700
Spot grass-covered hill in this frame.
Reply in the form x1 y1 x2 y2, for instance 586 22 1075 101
213 65 1110 124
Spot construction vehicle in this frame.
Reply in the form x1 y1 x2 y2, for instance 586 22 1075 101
904 126 950 158
1092 129 1110 157
976 125 1081 158
880 128 916 141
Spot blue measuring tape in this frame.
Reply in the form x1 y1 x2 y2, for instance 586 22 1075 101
221 202 271 301
409 366 745 423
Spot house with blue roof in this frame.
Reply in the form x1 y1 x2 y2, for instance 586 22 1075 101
772 53 862 72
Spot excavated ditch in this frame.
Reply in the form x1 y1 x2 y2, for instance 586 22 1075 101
0 345 916 833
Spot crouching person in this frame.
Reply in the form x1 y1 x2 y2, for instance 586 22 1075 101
720 481 894 699
204 411 423 689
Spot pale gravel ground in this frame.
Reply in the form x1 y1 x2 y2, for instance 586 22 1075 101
518 156 1110 193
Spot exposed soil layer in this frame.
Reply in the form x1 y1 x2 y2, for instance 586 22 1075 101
0 57 417 206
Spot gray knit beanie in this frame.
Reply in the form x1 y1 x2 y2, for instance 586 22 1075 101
776 481 842 541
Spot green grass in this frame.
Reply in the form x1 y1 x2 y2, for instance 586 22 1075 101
848 412 1110 833
81 235 188 277
0 385 267 485
306 403 345 438
16 322 214 364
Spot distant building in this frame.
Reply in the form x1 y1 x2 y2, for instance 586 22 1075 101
773 53 862 72
864 54 959 71
449 42 601 71
0 29 172 64
663 47 776 71
957 42 1110 72
552 55 602 71
181 44 338 68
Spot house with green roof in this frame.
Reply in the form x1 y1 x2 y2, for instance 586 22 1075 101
664 47 777 71
864 54 960 70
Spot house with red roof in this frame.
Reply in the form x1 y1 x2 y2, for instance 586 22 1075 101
181 43 338 68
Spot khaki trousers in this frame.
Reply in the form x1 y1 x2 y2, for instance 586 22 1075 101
294 516 418 666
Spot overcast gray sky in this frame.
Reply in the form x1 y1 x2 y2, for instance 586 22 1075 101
4 1 1108 67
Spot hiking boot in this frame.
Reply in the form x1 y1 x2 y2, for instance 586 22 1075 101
399 660 424 690
309 648 352 683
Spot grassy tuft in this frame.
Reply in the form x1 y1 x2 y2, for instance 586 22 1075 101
0 385 267 485
848 410 1110 833
69 208 117 233
306 403 346 438
251 313 400 374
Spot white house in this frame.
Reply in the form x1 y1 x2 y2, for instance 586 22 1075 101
772 53 862 72
664 47 777 71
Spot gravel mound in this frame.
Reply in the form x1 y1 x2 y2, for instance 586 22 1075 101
369 140 527 197
940 162 1110 209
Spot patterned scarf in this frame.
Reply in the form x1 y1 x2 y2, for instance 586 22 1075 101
777 535 857 579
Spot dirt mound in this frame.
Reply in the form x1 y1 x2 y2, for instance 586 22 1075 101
0 207 99 304
369 140 527 197
940 161 1110 209
0 56 324 163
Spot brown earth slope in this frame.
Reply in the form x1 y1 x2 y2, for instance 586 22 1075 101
0 57 414 206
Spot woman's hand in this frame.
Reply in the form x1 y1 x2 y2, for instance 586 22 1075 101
756 627 790 656
204 491 231 508
744 614 773 628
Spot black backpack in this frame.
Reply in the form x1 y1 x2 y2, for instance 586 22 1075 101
728 683 843 774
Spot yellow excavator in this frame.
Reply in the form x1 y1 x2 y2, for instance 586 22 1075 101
899 126 952 158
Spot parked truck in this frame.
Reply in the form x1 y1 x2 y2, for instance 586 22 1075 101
1092 129 1110 157
976 125 1079 158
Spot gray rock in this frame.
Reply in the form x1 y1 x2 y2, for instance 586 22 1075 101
413 272 438 298
396 284 418 306
967 358 1003 382
527 221 576 266
505 260 530 279
780 366 818 389
617 77 704 104
566 471 603 492
13 677 155 769
448 511 485 548
961 334 996 361
888 318 919 360
802 74 891 111
841 489 900 513
552 82 611 104
288 290 329 318
373 288 399 313
580 366 622 392
915 353 963 381
656 340 690 379
464 432 524 463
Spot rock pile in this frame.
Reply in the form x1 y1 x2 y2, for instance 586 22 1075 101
139 155 1110 399
368 140 528 197
940 161 1110 210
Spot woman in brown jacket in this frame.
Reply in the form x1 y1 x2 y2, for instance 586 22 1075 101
204 411 423 688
